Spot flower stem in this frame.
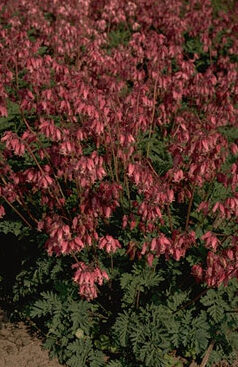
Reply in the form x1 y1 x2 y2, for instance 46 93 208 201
185 184 196 231
1 195 33 229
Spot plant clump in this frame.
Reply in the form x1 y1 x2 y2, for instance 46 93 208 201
0 0 238 366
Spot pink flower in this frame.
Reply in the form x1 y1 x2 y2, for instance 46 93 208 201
192 265 203 281
147 253 154 267
201 231 220 251
72 262 109 300
0 205 5 218
98 235 121 254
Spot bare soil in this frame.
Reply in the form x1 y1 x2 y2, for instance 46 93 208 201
0 308 63 367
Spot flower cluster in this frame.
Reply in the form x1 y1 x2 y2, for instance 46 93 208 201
0 0 238 298
72 262 109 300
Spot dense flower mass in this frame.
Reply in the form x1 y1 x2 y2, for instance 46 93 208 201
0 0 238 299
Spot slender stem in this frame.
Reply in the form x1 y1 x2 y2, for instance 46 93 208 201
21 114 66 202
146 158 159 179
16 197 38 224
200 340 215 367
224 309 238 313
113 150 119 182
1 195 33 229
212 232 232 237
24 142 46 175
167 205 173 233
136 289 140 309
0 175 8 186
175 288 208 313
109 160 115 181
24 141 68 215
136 89 141 118
0 175 38 224
95 300 110 315
88 310 108 320
185 184 196 231
72 253 80 264
146 77 158 158
101 109 119 183
124 174 131 204
110 254 114 273
108 130 119 183
15 61 19 90
108 255 113 293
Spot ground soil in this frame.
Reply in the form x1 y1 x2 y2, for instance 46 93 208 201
0 308 63 367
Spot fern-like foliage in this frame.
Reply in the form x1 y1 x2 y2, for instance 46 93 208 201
0 220 29 237
112 311 132 347
107 361 123 367
120 263 164 306
200 279 238 366
30 291 62 318
66 339 106 367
